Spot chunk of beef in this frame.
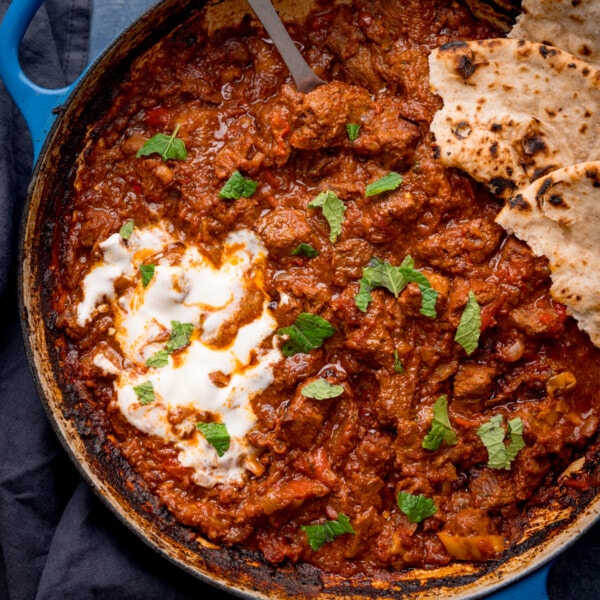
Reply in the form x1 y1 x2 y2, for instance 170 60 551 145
325 7 386 91
257 207 314 256
271 267 332 315
415 219 503 272
253 85 301 168
279 394 326 450
288 81 372 150
498 236 552 284
507 296 565 337
443 507 498 536
273 82 419 168
242 37 287 103
453 364 497 402
331 238 374 286
344 297 396 362
214 115 263 178
325 6 366 60
374 48 440 123
468 468 517 510
353 97 421 168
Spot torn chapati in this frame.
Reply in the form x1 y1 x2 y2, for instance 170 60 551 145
428 39 600 198
496 162 600 346
509 0 600 70
428 34 600 348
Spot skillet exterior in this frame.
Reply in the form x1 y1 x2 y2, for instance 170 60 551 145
18 0 600 597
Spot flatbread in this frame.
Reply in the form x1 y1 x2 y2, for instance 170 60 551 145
428 39 600 197
509 0 600 70
496 161 600 346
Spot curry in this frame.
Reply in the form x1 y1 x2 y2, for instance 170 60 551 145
48 0 600 577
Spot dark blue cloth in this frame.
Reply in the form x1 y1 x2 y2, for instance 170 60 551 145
1 1 600 599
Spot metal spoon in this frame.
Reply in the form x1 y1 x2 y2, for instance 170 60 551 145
246 0 325 93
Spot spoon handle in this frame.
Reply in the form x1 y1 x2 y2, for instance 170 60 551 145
246 0 325 93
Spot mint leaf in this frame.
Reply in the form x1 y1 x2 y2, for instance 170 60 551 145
308 190 346 243
455 291 481 355
145 323 192 368
397 491 437 523
393 349 404 374
346 123 360 142
302 513 355 551
354 255 436 315
355 257 406 313
397 256 438 318
133 381 155 405
301 379 344 400
477 415 525 470
419 285 439 318
365 172 403 197
291 243 319 258
119 220 134 240
355 278 375 313
136 124 187 161
477 415 506 468
196 422 230 457
139 264 155 287
277 313 336 357
366 257 407 297
166 321 193 353
219 170 258 200
145 349 169 368
144 322 193 368
506 417 526 463
422 395 457 451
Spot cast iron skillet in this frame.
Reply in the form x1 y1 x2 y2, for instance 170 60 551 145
2 0 599 597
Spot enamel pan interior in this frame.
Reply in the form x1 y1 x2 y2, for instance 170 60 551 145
18 0 600 597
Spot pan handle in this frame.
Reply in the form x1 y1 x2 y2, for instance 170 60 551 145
0 0 79 160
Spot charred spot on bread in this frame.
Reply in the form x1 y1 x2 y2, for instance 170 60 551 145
490 177 517 195
508 194 531 210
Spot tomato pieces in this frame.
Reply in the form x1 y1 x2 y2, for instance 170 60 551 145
144 106 169 127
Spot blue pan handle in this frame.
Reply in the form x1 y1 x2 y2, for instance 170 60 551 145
0 0 80 160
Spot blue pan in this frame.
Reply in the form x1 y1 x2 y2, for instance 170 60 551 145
0 0 593 598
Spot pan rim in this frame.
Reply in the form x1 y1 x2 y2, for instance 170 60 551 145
17 1 600 597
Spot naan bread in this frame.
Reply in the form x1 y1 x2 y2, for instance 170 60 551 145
496 162 600 346
509 0 600 70
428 39 600 197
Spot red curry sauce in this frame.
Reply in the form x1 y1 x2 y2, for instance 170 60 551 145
51 0 600 576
